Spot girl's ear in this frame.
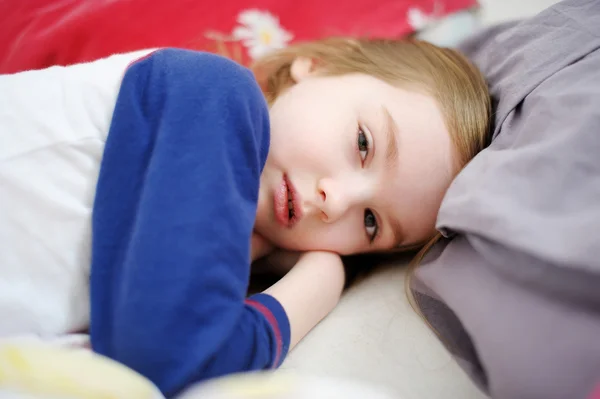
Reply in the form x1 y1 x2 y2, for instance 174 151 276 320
290 57 316 83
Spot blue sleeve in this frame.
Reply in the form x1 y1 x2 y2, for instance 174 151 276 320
90 49 290 397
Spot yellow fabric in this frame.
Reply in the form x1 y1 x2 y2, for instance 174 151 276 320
211 373 296 397
0 342 162 399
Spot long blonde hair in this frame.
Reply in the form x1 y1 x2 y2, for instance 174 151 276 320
251 37 491 313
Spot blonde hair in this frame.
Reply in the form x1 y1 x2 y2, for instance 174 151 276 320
252 37 490 168
251 37 491 316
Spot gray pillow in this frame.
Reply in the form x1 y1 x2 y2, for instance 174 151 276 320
413 1 600 398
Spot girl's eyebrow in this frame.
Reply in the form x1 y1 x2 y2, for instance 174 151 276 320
382 105 400 169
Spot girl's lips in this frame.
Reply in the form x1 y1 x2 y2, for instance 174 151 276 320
273 174 303 228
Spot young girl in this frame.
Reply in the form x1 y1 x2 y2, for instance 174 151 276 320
0 38 490 396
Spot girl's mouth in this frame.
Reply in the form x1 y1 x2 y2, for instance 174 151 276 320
274 174 302 228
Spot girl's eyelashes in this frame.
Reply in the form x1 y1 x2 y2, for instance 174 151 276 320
364 209 379 242
357 125 370 164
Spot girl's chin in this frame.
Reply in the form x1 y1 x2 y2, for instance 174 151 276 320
256 224 316 252
264 235 299 252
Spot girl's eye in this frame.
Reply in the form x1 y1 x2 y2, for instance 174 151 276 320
357 126 369 163
364 209 379 242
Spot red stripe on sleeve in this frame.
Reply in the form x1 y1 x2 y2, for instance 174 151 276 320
244 298 283 368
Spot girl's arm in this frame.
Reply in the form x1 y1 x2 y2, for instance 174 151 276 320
251 239 345 349
264 251 345 349
90 49 289 397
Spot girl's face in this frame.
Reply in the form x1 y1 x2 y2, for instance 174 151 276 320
255 58 456 255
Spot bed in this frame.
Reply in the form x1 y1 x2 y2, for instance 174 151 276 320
0 1 562 398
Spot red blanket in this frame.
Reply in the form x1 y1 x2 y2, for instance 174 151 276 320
0 0 476 73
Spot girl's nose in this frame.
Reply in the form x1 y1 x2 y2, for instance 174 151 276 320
316 177 365 223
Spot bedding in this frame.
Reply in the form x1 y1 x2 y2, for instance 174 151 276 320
0 340 395 399
3 1 583 398
413 1 600 398
0 0 477 73
0 340 163 399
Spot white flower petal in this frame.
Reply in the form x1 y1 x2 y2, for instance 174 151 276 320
232 26 254 40
240 37 260 48
247 44 270 59
408 8 430 30
261 13 280 27
282 30 293 42
238 9 263 26
233 9 293 59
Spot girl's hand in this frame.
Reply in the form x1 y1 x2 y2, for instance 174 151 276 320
263 251 345 350
251 232 275 262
